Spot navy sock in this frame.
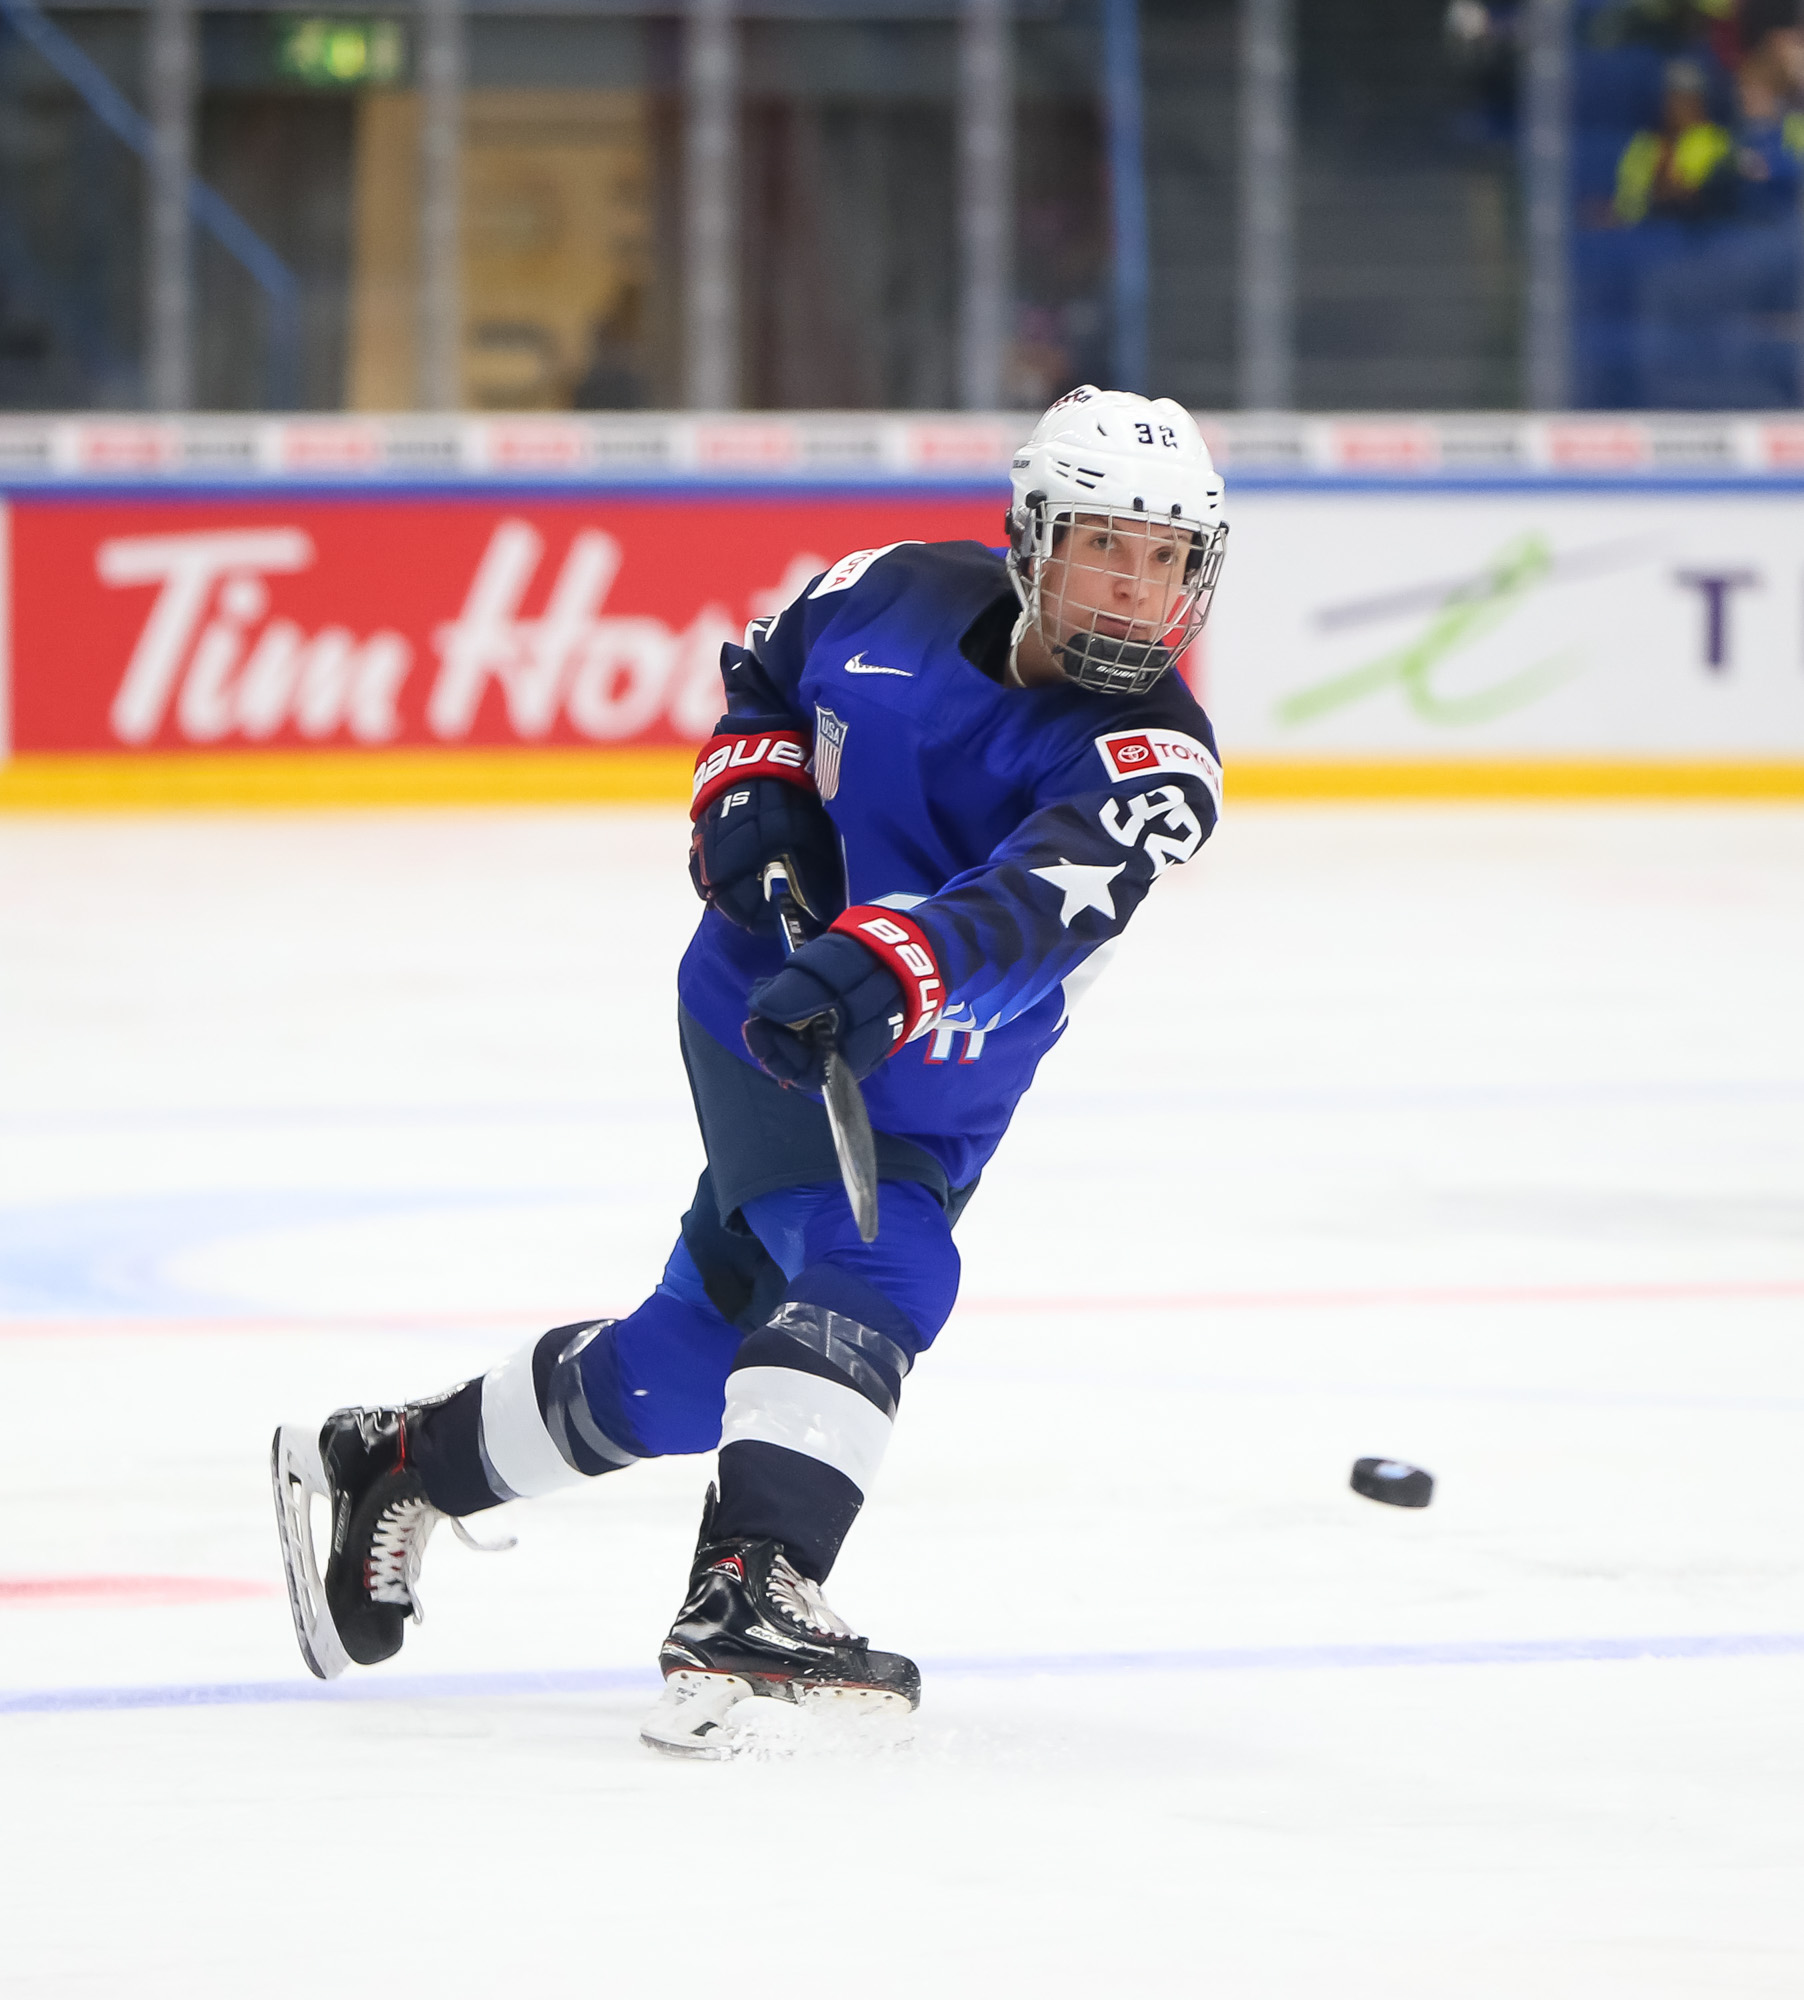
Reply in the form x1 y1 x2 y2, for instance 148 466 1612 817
407 1380 499 1517
714 1442 864 1583
712 1264 921 1581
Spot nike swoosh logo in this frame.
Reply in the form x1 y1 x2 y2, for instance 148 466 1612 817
844 652 913 677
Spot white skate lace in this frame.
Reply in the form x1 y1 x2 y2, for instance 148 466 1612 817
366 1502 513 1623
766 1554 857 1642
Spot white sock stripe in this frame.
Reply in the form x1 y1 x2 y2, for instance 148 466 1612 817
476 1426 520 1504
720 1365 895 1495
478 1337 586 1500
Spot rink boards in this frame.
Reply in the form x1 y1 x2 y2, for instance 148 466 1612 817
3 466 1804 805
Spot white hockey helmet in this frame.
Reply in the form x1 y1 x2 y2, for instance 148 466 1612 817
1006 386 1227 696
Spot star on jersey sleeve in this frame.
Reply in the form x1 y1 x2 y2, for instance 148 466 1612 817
1028 859 1127 925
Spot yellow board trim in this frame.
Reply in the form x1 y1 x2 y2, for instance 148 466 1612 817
0 747 700 810
1 749 1803 811
1227 758 1804 801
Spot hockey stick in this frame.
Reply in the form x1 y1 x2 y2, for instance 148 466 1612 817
761 860 881 1243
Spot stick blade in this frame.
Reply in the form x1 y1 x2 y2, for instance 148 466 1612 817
821 1047 880 1242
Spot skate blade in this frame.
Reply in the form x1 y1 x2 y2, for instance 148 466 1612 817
726 1685 916 1760
640 1673 916 1762
639 1671 757 1758
269 1425 351 1682
759 1683 916 1758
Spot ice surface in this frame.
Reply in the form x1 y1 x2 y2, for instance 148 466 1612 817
1 803 1801 1997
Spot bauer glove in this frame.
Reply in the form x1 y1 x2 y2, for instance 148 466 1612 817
744 933 905 1090
688 727 845 935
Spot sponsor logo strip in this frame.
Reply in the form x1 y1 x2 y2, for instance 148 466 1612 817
807 541 918 598
1094 727 1223 811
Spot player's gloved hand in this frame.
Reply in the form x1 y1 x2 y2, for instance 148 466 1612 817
744 934 905 1089
689 778 845 934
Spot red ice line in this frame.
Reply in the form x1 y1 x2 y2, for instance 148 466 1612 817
0 1576 278 1605
971 1277 1804 1314
1 1276 1801 1339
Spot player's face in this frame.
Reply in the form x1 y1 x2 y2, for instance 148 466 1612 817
1038 515 1192 654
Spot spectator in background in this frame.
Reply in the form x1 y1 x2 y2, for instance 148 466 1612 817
1445 0 1522 145
1571 0 1802 404
1586 0 1737 60
1621 5 1804 403
572 290 648 411
1731 0 1804 220
1613 58 1739 220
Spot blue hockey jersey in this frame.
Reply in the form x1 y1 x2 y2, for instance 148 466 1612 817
678 538 1222 1190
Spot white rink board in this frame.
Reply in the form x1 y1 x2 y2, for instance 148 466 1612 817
1 804 1802 1998
1210 489 1804 756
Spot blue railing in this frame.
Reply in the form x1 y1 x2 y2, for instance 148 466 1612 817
1101 0 1148 397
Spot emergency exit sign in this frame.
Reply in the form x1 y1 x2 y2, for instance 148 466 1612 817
275 17 405 87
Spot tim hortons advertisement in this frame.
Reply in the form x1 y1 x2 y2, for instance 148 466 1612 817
6 487 1804 769
1208 492 1804 757
3 496 1001 756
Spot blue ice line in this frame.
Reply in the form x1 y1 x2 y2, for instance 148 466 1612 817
0 1665 657 1716
5 1632 1801 1718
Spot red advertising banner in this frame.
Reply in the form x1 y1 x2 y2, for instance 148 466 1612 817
7 494 1005 756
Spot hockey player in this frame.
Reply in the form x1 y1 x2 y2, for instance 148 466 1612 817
272 387 1228 1755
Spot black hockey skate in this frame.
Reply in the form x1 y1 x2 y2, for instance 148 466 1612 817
270 1405 505 1680
640 1487 920 1758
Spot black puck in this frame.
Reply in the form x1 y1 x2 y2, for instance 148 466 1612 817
1351 1457 1434 1508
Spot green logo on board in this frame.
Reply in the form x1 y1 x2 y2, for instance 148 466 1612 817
1276 534 1582 729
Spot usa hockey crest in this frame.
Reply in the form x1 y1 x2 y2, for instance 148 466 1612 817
813 705 849 799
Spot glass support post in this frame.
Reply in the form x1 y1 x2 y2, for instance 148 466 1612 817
1102 0 1148 395
1521 0 1571 410
145 0 195 410
1237 0 1294 410
417 0 465 411
959 0 1013 410
685 0 738 410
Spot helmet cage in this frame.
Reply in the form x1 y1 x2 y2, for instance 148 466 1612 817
1007 495 1229 698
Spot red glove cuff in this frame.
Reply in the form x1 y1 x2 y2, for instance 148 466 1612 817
829 905 946 1042
691 730 815 820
